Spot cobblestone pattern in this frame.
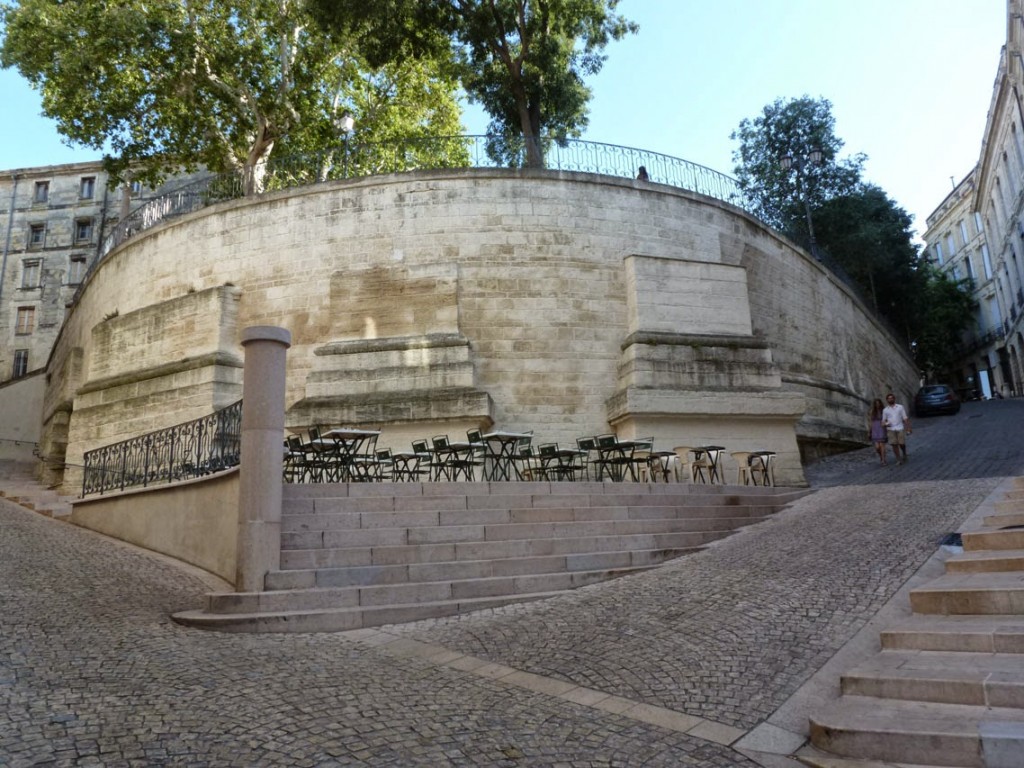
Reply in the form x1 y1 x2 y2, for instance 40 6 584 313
388 400 1024 730
3 400 1022 766
0 500 751 767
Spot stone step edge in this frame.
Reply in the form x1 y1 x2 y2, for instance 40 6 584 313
208 565 655 618
840 651 1024 706
945 549 1024 574
808 695 1024 766
282 503 784 518
268 546 700 590
881 615 1024 653
283 521 748 545
174 590 567 633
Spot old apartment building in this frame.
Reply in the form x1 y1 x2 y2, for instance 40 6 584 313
0 163 201 384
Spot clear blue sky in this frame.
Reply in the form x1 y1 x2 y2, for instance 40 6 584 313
0 0 1004 235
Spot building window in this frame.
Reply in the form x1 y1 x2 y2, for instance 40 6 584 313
15 307 35 335
80 176 96 199
952 265 962 281
12 350 29 379
28 224 45 249
33 181 49 204
130 180 143 195
934 242 944 265
75 217 94 244
946 233 956 257
959 220 970 246
965 254 976 280
68 255 87 285
976 212 984 235
982 244 994 280
21 260 41 289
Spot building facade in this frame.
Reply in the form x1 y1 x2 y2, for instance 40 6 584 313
922 170 1005 397
0 163 204 385
923 1 1024 397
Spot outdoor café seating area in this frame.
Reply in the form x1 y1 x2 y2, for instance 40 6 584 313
283 427 777 486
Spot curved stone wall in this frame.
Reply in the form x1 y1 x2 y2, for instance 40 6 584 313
42 169 918 491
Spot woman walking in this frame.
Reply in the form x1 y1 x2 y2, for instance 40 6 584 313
868 398 888 466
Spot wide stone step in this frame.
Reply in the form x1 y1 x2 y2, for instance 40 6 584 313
809 695 1024 767
994 499 1024 515
206 564 652 615
281 516 757 550
909 573 1024 615
983 511 1024 528
841 651 1024 707
962 529 1024 551
881 615 1024 653
282 503 776 532
281 530 729 568
174 590 564 633
267 546 698 590
945 550 1024 574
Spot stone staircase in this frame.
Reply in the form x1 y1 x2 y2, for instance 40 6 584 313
805 477 1024 768
174 480 805 633
0 459 74 519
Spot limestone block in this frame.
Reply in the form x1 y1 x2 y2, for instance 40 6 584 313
624 255 753 337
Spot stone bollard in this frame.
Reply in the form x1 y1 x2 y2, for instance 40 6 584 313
235 326 291 592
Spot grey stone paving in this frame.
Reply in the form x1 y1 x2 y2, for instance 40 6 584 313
2 399 1022 766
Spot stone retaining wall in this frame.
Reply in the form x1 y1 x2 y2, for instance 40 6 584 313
42 169 919 492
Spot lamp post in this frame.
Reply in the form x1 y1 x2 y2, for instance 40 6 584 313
337 112 355 178
780 147 823 260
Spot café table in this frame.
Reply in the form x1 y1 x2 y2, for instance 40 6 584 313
325 427 381 482
539 446 587 481
390 451 428 482
749 450 776 486
481 431 532 481
594 437 653 482
691 445 726 484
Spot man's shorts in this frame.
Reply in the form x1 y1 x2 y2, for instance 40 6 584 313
887 429 906 446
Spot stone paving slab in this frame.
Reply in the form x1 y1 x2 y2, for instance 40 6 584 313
2 400 1023 766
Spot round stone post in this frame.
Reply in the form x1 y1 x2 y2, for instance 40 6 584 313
235 326 291 592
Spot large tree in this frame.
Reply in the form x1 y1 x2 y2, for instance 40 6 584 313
308 0 638 168
0 0 463 194
731 96 865 234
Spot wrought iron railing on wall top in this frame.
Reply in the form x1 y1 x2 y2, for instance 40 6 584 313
81 400 242 496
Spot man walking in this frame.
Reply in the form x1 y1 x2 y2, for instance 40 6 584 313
882 392 912 465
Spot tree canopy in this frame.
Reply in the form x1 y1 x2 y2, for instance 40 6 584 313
732 96 976 379
0 0 464 193
307 0 638 167
731 96 865 233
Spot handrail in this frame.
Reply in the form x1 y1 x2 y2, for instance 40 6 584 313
81 400 242 496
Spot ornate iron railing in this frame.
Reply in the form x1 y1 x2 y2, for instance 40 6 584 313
81 400 242 496
94 135 745 262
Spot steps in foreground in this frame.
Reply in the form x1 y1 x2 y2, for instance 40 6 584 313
175 481 801 633
809 696 1024 768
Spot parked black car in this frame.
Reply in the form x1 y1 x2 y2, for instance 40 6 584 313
914 384 961 416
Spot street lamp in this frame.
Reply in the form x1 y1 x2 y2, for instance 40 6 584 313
780 147 823 260
337 112 355 177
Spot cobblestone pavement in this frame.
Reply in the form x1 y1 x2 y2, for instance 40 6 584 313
2 400 1022 766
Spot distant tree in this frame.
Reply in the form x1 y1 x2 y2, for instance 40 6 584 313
912 267 979 380
813 185 922 318
731 96 865 234
0 0 463 194
308 0 638 168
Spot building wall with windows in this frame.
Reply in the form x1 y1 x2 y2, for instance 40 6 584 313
973 2 1024 397
0 162 117 384
922 170 1001 397
0 163 201 385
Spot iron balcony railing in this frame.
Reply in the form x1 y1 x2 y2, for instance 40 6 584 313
94 135 746 263
82 400 242 496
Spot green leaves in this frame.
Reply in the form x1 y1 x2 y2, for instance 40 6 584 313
0 0 463 191
306 0 638 167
